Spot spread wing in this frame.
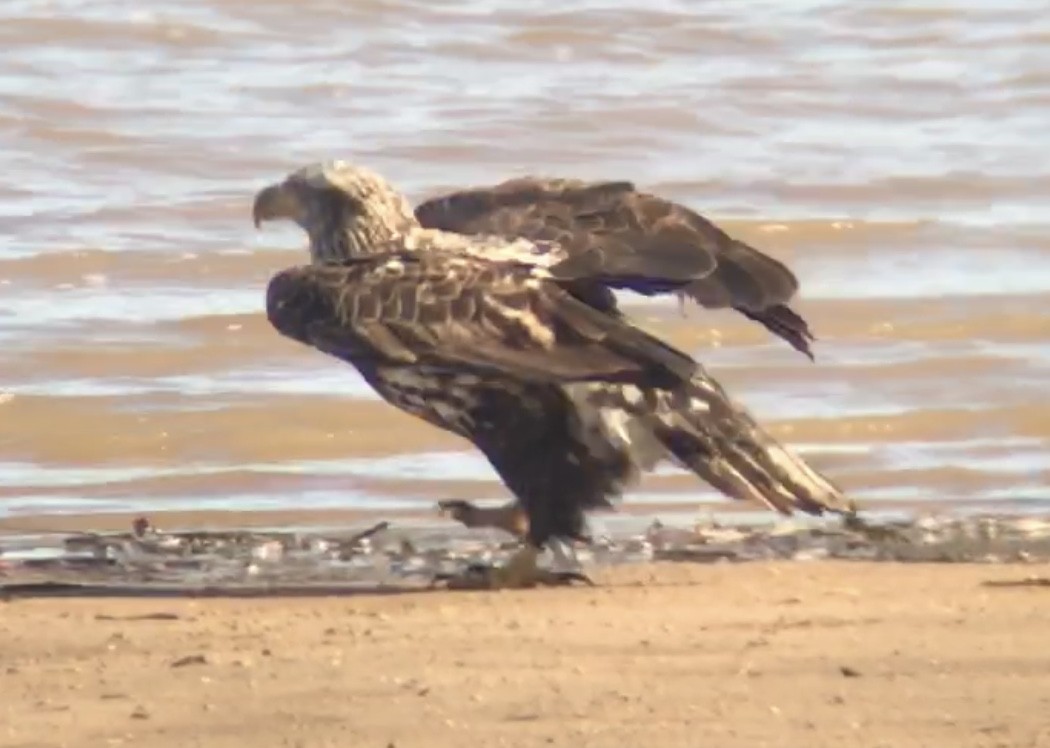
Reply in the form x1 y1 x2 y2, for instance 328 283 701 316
266 251 698 387
414 177 815 359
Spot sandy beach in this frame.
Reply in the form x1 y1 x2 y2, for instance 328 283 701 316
2 3 1049 747
3 561 1048 748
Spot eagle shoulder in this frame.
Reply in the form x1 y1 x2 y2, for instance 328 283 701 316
267 248 697 389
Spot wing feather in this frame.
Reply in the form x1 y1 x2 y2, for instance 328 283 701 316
415 178 816 357
266 252 698 386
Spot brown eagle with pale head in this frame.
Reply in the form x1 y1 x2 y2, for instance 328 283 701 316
254 162 852 588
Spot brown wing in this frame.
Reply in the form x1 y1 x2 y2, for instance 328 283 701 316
414 177 815 359
265 251 698 387
415 178 716 280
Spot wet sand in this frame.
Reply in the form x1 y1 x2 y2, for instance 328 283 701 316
2 562 1048 748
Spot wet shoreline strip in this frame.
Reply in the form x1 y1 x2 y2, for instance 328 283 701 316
3 510 1048 599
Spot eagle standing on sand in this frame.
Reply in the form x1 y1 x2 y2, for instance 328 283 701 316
253 162 853 589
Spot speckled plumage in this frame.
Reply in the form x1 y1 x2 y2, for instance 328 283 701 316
415 176 817 359
255 162 853 551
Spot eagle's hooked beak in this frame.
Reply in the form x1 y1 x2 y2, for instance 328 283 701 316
252 182 298 229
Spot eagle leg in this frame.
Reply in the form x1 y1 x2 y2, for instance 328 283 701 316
436 499 530 540
431 545 595 590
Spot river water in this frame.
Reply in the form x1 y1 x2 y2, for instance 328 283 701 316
1 0 1048 525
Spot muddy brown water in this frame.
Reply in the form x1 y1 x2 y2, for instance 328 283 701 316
1 0 1048 533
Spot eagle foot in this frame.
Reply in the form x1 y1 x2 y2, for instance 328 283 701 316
430 546 595 590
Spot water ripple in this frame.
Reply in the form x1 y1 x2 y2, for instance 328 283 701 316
2 0 1049 520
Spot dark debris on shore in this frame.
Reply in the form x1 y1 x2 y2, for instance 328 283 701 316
2 511 1049 598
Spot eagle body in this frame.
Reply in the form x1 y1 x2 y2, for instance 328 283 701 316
266 250 696 546
266 249 849 548
415 177 816 358
368 368 650 545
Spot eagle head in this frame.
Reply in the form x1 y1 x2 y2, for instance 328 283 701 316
252 161 418 262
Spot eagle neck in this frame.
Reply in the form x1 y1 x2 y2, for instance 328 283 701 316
308 212 415 263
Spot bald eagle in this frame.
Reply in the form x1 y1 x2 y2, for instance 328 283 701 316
414 176 816 360
254 162 854 589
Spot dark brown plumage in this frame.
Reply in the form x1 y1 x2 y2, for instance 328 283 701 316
414 177 816 359
265 249 851 546
265 251 699 551
266 252 698 393
256 162 853 588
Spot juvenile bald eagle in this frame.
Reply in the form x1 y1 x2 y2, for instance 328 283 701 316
414 176 816 360
254 162 854 589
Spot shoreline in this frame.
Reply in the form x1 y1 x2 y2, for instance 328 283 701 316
4 493 1048 534
4 509 1049 599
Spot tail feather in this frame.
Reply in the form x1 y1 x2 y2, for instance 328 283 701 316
652 374 853 516
737 304 816 361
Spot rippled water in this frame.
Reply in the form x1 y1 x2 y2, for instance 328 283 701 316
2 0 1049 525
